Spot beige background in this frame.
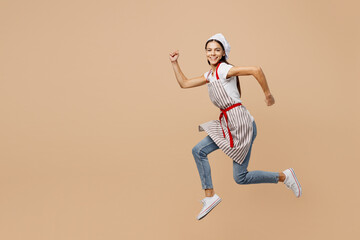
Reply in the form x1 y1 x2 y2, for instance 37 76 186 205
1 0 359 239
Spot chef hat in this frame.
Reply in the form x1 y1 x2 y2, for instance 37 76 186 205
207 33 231 60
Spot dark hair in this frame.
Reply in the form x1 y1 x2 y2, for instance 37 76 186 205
205 39 241 97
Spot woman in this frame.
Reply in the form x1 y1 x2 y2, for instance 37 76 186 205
169 33 302 220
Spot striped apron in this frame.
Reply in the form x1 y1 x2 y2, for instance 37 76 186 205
198 62 254 165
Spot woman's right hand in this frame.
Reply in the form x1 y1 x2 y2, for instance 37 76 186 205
169 50 179 62
265 93 275 106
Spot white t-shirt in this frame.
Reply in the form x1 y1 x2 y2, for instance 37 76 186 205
204 62 254 122
204 62 241 103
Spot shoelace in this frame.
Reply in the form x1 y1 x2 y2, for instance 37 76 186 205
285 179 296 190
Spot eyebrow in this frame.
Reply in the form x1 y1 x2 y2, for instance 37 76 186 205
207 47 221 50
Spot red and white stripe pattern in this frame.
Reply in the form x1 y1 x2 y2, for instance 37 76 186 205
198 62 254 165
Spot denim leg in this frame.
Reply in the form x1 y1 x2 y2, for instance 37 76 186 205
233 121 279 184
192 135 219 189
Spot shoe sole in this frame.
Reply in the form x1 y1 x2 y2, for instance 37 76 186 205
197 197 222 220
289 168 302 198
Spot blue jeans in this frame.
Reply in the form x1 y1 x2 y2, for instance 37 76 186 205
192 120 279 189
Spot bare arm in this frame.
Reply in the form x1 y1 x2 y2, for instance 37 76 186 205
171 60 207 89
227 66 275 106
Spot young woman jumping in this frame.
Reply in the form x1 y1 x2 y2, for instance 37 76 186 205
169 33 302 220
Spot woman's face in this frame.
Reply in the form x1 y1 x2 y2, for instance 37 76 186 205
205 41 225 65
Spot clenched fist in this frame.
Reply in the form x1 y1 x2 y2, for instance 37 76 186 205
169 50 179 62
265 93 275 106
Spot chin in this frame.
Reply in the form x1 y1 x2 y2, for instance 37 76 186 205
209 59 219 64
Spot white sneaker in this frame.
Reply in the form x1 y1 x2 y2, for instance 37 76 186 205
283 168 302 198
197 194 222 220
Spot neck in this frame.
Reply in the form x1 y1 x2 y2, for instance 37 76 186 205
210 61 222 74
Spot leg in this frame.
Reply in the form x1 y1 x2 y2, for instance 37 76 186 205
192 135 219 195
233 121 280 184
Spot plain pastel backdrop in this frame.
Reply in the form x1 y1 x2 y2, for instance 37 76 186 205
0 0 359 239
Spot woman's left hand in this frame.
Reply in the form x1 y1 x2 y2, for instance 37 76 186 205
265 93 275 106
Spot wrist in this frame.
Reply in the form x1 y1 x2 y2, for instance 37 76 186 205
265 91 272 97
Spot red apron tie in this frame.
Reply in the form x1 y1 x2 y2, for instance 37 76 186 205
219 103 242 148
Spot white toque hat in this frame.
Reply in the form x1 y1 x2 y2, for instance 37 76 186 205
207 33 231 60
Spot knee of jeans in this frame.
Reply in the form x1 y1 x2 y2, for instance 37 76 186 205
253 129 257 139
252 124 257 138
192 145 199 157
234 172 248 185
192 145 208 158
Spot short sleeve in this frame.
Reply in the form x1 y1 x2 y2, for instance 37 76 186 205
218 63 234 80
204 71 208 79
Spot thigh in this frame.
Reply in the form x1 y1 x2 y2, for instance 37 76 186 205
193 135 219 156
252 120 257 139
233 121 257 172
